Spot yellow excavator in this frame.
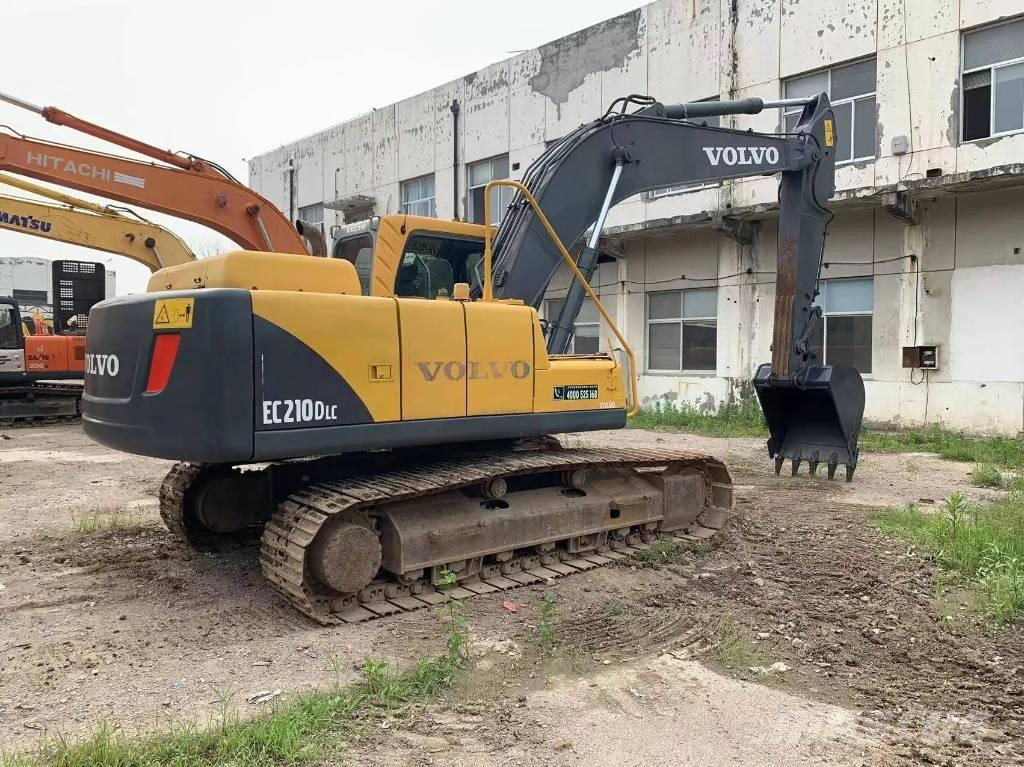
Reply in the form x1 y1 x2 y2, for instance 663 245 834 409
79 92 864 624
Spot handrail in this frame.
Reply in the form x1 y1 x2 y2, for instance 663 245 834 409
482 179 639 417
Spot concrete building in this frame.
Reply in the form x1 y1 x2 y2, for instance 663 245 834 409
0 256 116 314
250 0 1024 435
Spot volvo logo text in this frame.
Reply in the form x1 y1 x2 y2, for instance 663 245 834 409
85 353 120 377
703 146 780 167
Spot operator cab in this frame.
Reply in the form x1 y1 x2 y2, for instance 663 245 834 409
332 215 487 300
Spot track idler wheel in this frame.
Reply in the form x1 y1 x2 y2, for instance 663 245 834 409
308 519 382 594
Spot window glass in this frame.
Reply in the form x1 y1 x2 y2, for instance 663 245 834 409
785 71 828 100
334 233 374 294
831 59 876 101
826 278 873 313
963 70 993 140
825 315 872 373
467 157 512 225
854 97 876 158
832 100 853 161
297 203 324 225
648 291 681 320
401 175 436 217
573 324 600 354
577 298 599 324
648 323 681 370
0 307 18 349
682 287 716 318
681 320 717 371
964 19 1024 71
994 62 1024 134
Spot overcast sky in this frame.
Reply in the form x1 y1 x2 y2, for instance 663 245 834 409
1 0 642 294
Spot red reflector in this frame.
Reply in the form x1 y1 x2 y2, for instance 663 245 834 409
145 333 181 394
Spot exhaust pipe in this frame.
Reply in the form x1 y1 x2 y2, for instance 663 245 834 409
295 219 327 257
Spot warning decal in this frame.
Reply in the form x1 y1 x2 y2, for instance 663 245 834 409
152 298 195 329
823 119 835 148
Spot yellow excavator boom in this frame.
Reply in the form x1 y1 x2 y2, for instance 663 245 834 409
0 173 194 271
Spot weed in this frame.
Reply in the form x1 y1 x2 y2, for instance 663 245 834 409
970 465 1004 489
860 428 1024 469
435 569 467 665
629 399 767 437
878 491 1024 622
710 618 766 671
538 591 557 659
632 537 713 568
70 506 144 534
4 597 469 767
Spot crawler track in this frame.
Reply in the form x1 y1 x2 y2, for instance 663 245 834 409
258 446 732 625
0 382 82 427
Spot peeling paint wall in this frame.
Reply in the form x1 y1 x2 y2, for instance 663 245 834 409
250 0 1024 434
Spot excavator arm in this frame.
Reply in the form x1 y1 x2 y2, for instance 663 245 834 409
491 93 863 479
0 92 309 255
0 174 194 270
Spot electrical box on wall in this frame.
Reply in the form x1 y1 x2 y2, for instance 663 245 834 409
902 345 939 369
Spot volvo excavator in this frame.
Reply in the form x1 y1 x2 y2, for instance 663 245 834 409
78 92 864 624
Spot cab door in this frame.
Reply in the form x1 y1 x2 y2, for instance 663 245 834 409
0 302 26 374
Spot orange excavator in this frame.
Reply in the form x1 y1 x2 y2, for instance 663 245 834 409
0 92 320 423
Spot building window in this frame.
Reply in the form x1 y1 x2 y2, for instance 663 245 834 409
649 99 721 198
12 288 48 304
646 288 717 372
297 203 324 225
545 297 600 354
784 59 876 164
400 174 436 217
807 278 873 374
962 18 1024 141
467 156 512 225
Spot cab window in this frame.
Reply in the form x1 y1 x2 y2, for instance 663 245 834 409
393 234 485 299
333 233 374 295
0 306 20 349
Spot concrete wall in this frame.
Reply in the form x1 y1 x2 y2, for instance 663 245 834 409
250 0 1024 435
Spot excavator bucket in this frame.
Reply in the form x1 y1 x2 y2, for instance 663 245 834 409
753 363 865 481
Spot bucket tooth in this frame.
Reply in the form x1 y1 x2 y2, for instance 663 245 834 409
790 458 801 476
845 464 855 483
774 456 784 476
827 462 838 479
808 460 819 476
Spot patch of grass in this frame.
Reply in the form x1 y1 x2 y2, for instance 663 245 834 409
878 491 1024 623
632 536 713 569
538 591 557 660
70 506 143 534
860 428 1024 469
710 618 767 671
628 399 767 438
970 464 1004 489
5 600 469 767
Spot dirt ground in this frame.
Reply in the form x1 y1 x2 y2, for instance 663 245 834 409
1 423 1022 765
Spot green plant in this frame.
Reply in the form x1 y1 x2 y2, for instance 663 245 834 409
859 428 1024 469
628 398 767 437
70 506 142 534
632 536 712 568
878 491 1024 622
970 465 1004 489
710 618 766 671
435 569 467 665
538 590 557 659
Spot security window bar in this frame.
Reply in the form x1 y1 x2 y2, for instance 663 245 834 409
297 203 324 225
962 18 1024 141
400 174 437 217
467 156 512 226
545 297 600 354
649 99 721 198
645 288 717 373
806 278 873 374
784 59 876 164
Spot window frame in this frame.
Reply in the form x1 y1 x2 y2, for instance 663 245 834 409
467 155 512 226
644 288 718 375
544 297 601 355
811 278 874 375
297 202 324 225
783 60 877 165
960 18 1024 143
399 174 437 217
